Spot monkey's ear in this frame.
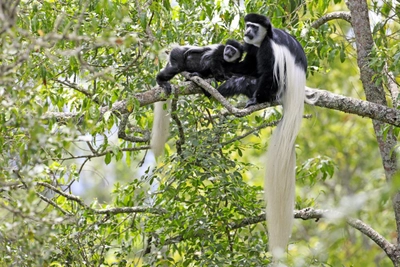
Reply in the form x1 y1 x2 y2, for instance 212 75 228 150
262 16 273 38
266 23 273 38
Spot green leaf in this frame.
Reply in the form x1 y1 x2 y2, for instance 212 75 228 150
139 13 147 30
339 47 345 63
103 110 112 122
105 152 112 165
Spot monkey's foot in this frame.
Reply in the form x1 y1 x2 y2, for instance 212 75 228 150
188 72 201 78
245 98 257 108
162 84 172 94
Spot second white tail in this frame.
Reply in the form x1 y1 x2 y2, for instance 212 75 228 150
150 100 171 159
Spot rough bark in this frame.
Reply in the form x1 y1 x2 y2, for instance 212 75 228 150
347 0 399 265
45 82 400 127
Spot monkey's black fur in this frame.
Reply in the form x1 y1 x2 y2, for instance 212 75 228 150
217 76 257 99
156 40 244 94
217 14 307 106
233 13 308 256
244 13 307 106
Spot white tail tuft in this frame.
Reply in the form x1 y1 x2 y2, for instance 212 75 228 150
305 86 319 105
266 41 306 257
150 100 171 158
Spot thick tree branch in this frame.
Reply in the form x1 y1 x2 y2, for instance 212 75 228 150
308 88 400 126
0 0 20 35
163 207 394 255
44 80 400 127
94 206 166 215
346 0 397 179
347 217 396 259
23 175 400 259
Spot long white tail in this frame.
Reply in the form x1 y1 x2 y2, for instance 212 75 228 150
265 42 306 257
150 100 171 158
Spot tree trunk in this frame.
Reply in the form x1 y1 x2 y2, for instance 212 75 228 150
346 0 399 265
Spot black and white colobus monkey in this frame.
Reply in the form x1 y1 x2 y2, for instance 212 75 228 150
151 40 244 158
239 13 309 257
156 40 244 95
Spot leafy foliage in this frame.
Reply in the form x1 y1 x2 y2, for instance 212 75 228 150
0 0 398 266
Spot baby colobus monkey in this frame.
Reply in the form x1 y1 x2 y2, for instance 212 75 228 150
227 42 259 77
216 42 259 99
156 40 244 94
237 13 309 258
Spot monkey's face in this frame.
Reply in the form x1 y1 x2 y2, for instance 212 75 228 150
244 22 267 47
223 45 241 62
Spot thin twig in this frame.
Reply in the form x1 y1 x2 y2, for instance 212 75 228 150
54 146 150 161
36 182 167 215
118 114 150 142
311 11 352 29
56 79 94 98
181 72 270 117
220 119 280 147
171 88 185 155
37 192 72 215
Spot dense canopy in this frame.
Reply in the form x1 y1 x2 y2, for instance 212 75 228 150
0 0 399 266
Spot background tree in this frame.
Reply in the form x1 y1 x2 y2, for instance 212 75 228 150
0 0 399 266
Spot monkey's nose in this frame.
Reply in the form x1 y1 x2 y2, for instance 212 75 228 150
245 34 253 40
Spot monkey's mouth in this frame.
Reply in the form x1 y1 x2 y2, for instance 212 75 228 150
245 34 254 40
